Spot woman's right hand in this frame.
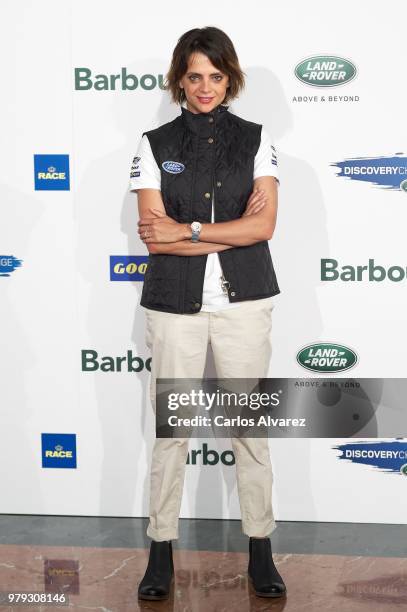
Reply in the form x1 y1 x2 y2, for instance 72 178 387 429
242 188 268 216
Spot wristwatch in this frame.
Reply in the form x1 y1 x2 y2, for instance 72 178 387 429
190 221 202 242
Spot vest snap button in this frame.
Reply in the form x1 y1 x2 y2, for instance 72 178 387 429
208 117 214 123
204 192 211 199
216 181 222 187
194 302 200 308
207 137 214 144
230 292 236 297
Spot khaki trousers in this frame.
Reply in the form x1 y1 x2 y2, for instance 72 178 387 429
144 296 276 541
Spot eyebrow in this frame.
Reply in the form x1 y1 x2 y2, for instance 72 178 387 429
186 71 224 76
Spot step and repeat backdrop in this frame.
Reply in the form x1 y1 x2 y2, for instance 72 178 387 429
2 0 406 527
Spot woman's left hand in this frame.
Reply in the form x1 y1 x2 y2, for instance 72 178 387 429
138 208 188 243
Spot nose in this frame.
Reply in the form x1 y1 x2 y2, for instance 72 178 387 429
198 77 212 94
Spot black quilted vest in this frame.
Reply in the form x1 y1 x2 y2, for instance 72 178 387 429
140 103 280 313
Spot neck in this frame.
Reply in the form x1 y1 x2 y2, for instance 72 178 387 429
183 99 225 115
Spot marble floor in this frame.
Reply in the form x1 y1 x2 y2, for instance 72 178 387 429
0 517 406 611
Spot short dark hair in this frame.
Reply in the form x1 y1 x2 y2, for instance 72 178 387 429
165 27 246 105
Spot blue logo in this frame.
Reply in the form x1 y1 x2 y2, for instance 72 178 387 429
331 154 407 190
162 161 185 174
34 154 70 190
42 433 77 469
110 255 149 281
0 255 23 277
333 440 407 475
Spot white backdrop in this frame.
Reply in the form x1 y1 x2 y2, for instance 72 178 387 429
1 0 406 526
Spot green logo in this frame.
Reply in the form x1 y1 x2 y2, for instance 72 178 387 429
187 443 235 466
81 349 151 372
74 68 165 91
400 179 407 192
297 343 358 373
321 259 407 282
295 56 357 87
400 463 407 476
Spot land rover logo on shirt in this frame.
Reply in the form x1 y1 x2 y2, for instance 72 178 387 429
296 342 358 373
295 56 357 87
162 161 185 174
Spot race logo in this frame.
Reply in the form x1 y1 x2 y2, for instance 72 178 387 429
297 343 358 373
110 255 148 281
0 255 23 277
42 433 77 469
295 56 357 87
34 154 70 190
331 154 407 190
162 161 185 174
333 440 407 475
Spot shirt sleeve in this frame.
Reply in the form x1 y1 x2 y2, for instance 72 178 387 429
128 134 161 192
253 127 280 185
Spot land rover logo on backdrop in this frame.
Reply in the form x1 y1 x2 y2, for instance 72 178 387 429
292 55 359 104
295 56 357 87
297 343 358 373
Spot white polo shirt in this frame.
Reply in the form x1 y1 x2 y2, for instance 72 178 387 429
129 105 280 311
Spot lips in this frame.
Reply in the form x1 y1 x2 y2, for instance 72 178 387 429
197 97 214 104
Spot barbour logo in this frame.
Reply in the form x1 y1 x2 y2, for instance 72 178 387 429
295 56 357 87
162 161 185 174
296 342 358 373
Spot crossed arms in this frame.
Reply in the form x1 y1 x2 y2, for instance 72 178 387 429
135 176 278 256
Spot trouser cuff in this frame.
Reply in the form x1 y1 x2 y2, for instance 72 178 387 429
242 518 277 538
147 523 179 542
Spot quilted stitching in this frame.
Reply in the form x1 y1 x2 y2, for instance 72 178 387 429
139 107 280 313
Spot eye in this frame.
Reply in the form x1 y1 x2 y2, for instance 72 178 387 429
188 75 200 82
213 75 223 81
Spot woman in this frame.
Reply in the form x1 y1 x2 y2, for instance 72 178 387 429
129 26 286 600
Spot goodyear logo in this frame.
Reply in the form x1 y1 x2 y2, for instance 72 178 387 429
333 440 407 475
0 255 23 277
42 433 77 468
110 255 148 281
295 56 356 87
297 343 358 373
331 154 407 190
34 154 70 190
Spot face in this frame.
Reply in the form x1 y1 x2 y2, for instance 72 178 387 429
179 52 230 114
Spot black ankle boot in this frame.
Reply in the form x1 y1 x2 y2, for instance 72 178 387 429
248 537 286 598
138 540 174 600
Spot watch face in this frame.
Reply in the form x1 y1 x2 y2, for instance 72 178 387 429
191 222 201 232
